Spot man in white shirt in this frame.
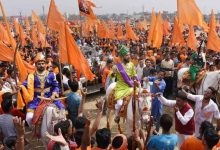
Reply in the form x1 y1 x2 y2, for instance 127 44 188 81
182 86 220 137
157 91 195 147
136 59 145 80
160 53 174 98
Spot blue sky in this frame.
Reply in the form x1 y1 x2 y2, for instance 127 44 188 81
1 0 220 16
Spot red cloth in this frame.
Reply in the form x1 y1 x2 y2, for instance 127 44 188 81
175 103 195 135
0 108 25 120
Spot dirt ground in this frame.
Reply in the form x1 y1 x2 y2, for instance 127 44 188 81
25 92 176 149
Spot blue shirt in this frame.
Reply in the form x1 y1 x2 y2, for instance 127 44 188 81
147 134 178 150
66 92 81 124
148 76 166 118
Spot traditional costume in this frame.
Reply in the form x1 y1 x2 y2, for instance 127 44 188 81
19 53 64 126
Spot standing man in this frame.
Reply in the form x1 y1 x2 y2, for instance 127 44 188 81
136 59 145 81
157 91 195 147
182 86 220 137
19 53 64 127
148 70 166 132
112 45 138 123
160 53 174 98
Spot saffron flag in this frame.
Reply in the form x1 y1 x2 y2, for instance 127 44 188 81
117 23 124 40
58 23 95 80
97 21 106 39
0 41 14 62
18 24 27 47
172 17 185 46
32 10 40 22
78 0 97 20
207 10 220 52
177 0 204 26
187 25 197 51
163 19 171 36
142 18 147 30
31 24 38 48
13 18 20 34
147 9 156 46
152 12 164 48
0 23 10 44
47 0 65 31
125 20 139 41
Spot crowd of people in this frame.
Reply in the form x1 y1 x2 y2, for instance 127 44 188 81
0 9 219 150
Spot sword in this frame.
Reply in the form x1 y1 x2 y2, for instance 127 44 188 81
37 96 67 101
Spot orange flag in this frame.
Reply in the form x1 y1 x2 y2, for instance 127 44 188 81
152 12 164 48
187 25 197 51
209 10 216 30
0 41 14 62
202 21 209 33
125 20 139 41
142 18 147 30
97 21 106 39
58 23 95 80
207 10 220 52
18 24 27 47
78 0 97 20
38 32 51 48
47 0 65 31
172 17 185 46
13 18 20 34
136 20 143 30
148 9 156 46
117 23 124 40
108 19 115 39
0 23 10 44
163 19 170 36
31 24 38 48
37 19 46 35
177 0 204 26
32 10 40 22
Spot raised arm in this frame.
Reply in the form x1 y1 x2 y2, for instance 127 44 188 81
157 95 176 107
78 88 87 117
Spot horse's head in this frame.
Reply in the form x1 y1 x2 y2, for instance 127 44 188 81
138 89 152 124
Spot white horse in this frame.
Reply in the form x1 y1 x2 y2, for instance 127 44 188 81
40 105 66 146
178 68 220 95
106 82 152 136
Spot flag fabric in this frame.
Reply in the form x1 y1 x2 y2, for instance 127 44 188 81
47 0 65 31
97 21 106 39
163 19 171 36
202 21 209 33
32 10 40 22
209 10 216 30
125 20 139 41
78 0 97 20
31 24 38 48
187 25 197 51
172 17 185 46
207 10 220 52
142 18 147 30
38 32 51 48
147 9 156 46
0 23 10 44
19 24 27 47
58 23 95 80
0 41 14 62
177 0 204 26
117 23 124 40
13 18 20 34
152 12 164 48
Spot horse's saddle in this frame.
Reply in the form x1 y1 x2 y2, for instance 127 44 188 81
107 89 132 118
182 70 206 87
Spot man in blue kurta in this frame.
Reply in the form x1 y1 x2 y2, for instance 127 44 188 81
20 53 64 127
148 70 166 132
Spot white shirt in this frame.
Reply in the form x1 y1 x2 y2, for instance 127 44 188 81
158 96 194 126
136 64 145 80
187 93 220 137
161 59 174 77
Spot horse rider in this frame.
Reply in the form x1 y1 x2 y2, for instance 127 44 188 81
112 45 139 123
19 52 65 127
